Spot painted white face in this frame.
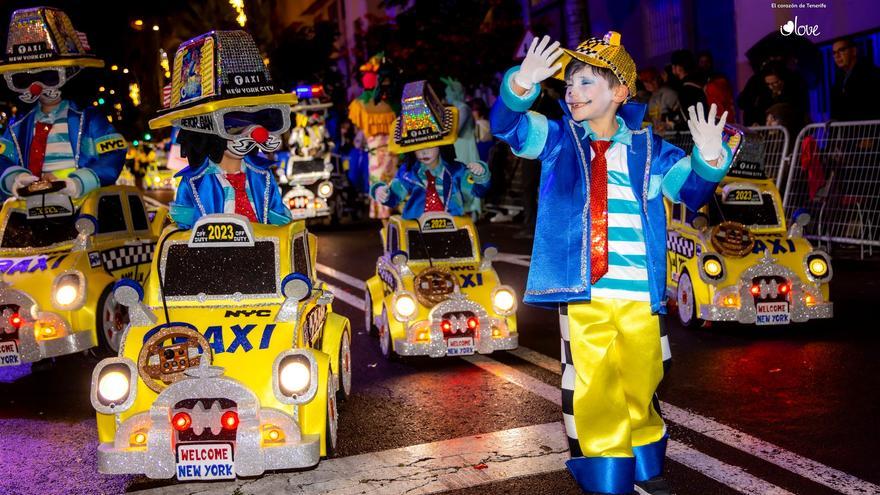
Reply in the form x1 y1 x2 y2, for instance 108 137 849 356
564 65 615 122
415 146 440 167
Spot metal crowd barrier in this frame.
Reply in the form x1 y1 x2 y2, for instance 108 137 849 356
782 120 880 258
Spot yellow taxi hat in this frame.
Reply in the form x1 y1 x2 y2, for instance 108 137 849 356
388 80 459 154
553 31 637 100
0 7 104 74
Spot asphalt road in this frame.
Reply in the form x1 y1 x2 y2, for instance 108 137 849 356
1 218 879 495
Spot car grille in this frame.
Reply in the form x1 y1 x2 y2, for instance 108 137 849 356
173 398 238 442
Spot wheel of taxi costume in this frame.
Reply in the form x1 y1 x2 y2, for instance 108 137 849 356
378 305 397 361
325 366 338 457
96 284 129 355
337 329 352 402
364 290 378 336
676 269 704 328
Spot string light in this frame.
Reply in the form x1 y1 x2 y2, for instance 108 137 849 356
129 83 140 106
229 0 247 27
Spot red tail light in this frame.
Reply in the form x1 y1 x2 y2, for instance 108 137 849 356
172 412 192 431
467 317 479 330
440 320 452 332
221 411 239 430
778 283 790 294
750 285 761 296
8 313 22 329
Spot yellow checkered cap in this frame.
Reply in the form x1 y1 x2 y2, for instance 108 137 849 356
554 31 637 100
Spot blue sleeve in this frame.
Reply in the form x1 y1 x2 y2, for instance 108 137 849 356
78 108 126 189
0 127 26 197
170 178 198 229
490 66 563 162
266 175 292 225
656 133 732 211
371 165 409 208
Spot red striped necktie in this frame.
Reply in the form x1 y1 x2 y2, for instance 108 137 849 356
28 122 53 177
225 172 258 222
424 170 444 212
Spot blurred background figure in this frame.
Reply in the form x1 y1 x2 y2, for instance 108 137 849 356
638 67 681 132
830 37 880 121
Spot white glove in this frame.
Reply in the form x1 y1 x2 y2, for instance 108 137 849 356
467 162 486 176
514 35 563 90
374 184 390 204
687 102 728 162
61 177 82 197
11 174 38 197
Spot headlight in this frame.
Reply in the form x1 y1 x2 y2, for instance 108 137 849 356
492 286 517 316
698 254 726 283
99 371 129 402
273 350 318 404
317 181 333 198
90 358 137 413
393 292 417 321
52 272 85 310
805 251 832 282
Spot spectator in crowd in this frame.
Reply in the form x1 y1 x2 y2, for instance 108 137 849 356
638 67 681 131
697 51 735 123
737 61 775 126
762 62 810 123
830 37 880 121
765 103 808 152
471 98 494 161
670 49 707 125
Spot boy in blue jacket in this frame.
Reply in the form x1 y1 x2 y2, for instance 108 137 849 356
491 34 731 494
371 80 489 219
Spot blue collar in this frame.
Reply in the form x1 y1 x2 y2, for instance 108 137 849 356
415 160 447 182
580 115 632 145
35 100 69 123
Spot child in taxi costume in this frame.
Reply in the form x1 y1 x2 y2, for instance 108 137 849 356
148 30 293 229
0 7 126 199
491 34 731 494
370 81 490 219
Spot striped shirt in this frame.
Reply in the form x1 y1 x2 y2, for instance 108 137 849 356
34 100 76 174
585 120 650 302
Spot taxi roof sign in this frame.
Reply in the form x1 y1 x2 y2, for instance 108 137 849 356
418 212 456 232
188 214 255 247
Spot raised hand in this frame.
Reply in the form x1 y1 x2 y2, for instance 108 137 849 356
467 162 486 176
687 102 728 163
514 35 563 91
373 184 390 204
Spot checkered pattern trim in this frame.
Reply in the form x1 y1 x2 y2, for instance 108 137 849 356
101 243 155 271
558 303 582 457
557 303 671 458
666 232 695 259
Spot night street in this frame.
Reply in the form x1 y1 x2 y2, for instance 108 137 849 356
2 219 878 495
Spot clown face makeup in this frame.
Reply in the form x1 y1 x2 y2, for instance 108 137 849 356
3 67 74 104
564 65 617 123
177 103 291 156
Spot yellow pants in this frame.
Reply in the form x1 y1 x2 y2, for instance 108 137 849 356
561 298 667 494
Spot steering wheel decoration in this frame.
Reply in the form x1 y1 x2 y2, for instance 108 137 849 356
16 179 66 197
710 221 754 257
414 267 457 307
137 326 212 393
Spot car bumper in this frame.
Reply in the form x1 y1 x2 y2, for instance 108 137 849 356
97 374 320 478
0 286 90 362
394 295 518 358
700 301 833 324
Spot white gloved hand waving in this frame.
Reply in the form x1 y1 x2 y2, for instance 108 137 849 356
687 102 728 163
514 35 563 91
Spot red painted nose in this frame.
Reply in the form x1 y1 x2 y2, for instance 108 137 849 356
250 126 269 144
28 83 42 96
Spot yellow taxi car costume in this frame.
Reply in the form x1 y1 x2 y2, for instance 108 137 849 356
665 130 833 327
90 214 351 480
0 183 162 365
365 212 517 359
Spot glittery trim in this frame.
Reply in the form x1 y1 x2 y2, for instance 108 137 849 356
90 357 138 414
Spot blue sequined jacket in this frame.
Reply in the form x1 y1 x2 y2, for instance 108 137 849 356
370 158 490 219
0 100 126 197
491 67 731 312
170 154 291 229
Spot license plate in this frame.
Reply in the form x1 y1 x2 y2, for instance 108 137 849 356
446 337 474 356
756 302 790 325
175 443 234 481
0 340 20 367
